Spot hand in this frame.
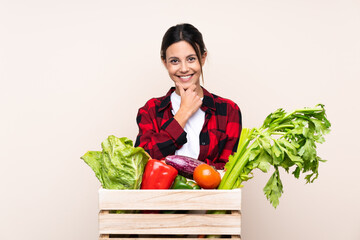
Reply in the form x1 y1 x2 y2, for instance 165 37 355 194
178 83 202 116
174 82 202 128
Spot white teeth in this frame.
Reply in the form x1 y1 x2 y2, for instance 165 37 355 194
179 75 192 79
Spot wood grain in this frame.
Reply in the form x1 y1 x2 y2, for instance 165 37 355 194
99 212 241 235
98 189 241 238
99 189 241 210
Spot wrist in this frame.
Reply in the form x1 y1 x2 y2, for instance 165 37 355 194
174 109 191 128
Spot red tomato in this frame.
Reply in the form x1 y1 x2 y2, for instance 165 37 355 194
193 164 221 189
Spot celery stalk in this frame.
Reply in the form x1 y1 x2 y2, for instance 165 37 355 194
217 104 331 208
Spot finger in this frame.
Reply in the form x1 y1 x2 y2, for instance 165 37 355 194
176 82 185 96
189 84 197 92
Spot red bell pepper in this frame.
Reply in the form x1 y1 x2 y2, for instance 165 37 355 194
141 159 178 189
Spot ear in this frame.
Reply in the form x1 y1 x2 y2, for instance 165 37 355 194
201 51 207 65
161 57 167 68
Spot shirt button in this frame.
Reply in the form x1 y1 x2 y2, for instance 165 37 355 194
201 142 206 145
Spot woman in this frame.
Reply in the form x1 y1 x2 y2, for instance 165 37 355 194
135 23 242 169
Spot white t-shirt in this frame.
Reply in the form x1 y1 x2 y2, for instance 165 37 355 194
170 91 205 159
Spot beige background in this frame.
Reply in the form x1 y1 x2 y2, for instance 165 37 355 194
1 0 359 239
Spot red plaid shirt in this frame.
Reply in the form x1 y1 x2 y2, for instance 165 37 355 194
135 87 242 169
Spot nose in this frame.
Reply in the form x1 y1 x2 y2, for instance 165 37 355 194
180 62 189 73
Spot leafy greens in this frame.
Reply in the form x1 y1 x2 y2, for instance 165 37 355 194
218 104 331 208
81 135 149 189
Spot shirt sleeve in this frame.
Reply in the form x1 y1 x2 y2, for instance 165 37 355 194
217 103 242 169
134 103 187 159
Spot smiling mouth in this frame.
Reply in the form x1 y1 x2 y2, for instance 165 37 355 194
177 74 194 80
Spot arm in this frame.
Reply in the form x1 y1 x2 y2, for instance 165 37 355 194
135 84 202 159
134 103 187 160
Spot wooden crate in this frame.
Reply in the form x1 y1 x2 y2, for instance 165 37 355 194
98 188 241 239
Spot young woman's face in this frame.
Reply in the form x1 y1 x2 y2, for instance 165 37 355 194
163 41 206 95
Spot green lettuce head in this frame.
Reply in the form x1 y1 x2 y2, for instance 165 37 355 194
81 135 149 189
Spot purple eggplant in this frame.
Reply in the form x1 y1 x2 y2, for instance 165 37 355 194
165 155 205 179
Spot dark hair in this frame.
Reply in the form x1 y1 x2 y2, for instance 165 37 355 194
161 23 207 82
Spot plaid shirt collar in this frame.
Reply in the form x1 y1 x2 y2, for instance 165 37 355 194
158 87 216 113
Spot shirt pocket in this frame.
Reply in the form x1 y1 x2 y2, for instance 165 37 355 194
208 129 228 161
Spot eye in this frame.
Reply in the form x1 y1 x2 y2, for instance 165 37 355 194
187 56 197 62
169 59 179 64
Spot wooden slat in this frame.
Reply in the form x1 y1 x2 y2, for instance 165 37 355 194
99 189 241 211
99 212 241 235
